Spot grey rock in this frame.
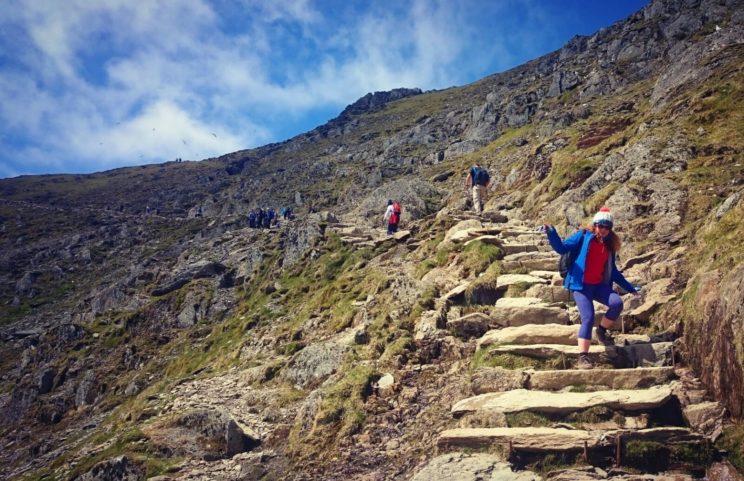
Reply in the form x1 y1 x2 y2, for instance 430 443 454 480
471 367 527 394
282 218 324 268
448 313 490 339
356 178 444 225
75 370 99 407
38 367 55 395
281 340 349 389
151 261 226 296
15 271 42 298
166 409 260 460
716 190 742 219
74 455 145 481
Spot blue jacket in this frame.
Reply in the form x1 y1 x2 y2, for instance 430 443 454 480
546 227 637 293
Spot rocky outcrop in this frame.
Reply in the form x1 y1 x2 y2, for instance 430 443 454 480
281 339 349 389
334 88 423 121
74 455 144 481
151 261 226 296
146 409 259 460
684 264 744 418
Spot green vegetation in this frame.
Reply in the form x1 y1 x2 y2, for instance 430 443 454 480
624 440 670 472
471 348 542 371
716 423 744 473
305 363 376 444
530 452 583 474
459 240 503 277
504 411 552 428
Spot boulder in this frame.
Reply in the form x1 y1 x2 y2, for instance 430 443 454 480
74 455 145 481
682 401 725 441
75 370 99 407
448 313 491 339
146 409 259 460
151 261 226 296
38 367 55 395
441 220 484 246
15 270 42 298
707 461 744 481
281 339 349 389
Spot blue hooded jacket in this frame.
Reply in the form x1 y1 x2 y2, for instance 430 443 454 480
546 227 637 293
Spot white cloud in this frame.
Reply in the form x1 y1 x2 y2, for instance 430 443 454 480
0 0 562 177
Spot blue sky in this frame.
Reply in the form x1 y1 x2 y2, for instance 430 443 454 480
0 0 649 179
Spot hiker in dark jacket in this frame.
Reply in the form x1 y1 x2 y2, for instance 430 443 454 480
543 207 639 370
465 163 490 214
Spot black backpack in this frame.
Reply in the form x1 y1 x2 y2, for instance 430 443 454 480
558 233 584 278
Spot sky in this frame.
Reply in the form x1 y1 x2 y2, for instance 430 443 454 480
0 0 649 179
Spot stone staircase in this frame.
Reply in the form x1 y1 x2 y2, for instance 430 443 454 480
423 211 724 480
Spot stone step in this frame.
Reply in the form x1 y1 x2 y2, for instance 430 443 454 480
452 385 674 416
548 469 696 481
477 324 666 348
501 243 540 255
462 235 504 248
470 366 677 394
437 426 704 453
528 366 677 392
479 324 578 348
495 274 549 290
488 298 570 327
485 342 673 368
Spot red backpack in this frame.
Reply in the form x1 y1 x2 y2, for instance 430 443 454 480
390 202 402 224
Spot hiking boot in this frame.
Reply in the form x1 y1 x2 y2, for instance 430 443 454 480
576 355 593 370
596 326 615 347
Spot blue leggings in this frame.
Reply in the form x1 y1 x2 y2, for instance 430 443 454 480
573 283 624 340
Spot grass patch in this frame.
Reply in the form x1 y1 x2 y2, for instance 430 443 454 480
505 411 552 428
471 348 542 371
716 422 744 473
623 440 670 472
459 241 503 277
505 282 531 297
524 452 583 474
568 406 613 425
314 363 377 438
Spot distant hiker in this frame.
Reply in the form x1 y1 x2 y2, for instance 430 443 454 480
465 163 490 214
543 207 639 370
248 210 256 228
257 208 265 228
265 208 274 228
145 205 151 216
383 199 402 235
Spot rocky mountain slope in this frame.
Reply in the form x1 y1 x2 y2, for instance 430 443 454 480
1 0 744 479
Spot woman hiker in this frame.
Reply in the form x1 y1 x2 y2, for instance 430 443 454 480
543 207 639 369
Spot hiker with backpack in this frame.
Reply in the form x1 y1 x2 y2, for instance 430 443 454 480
383 199 402 235
465 163 490 214
543 207 639 370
